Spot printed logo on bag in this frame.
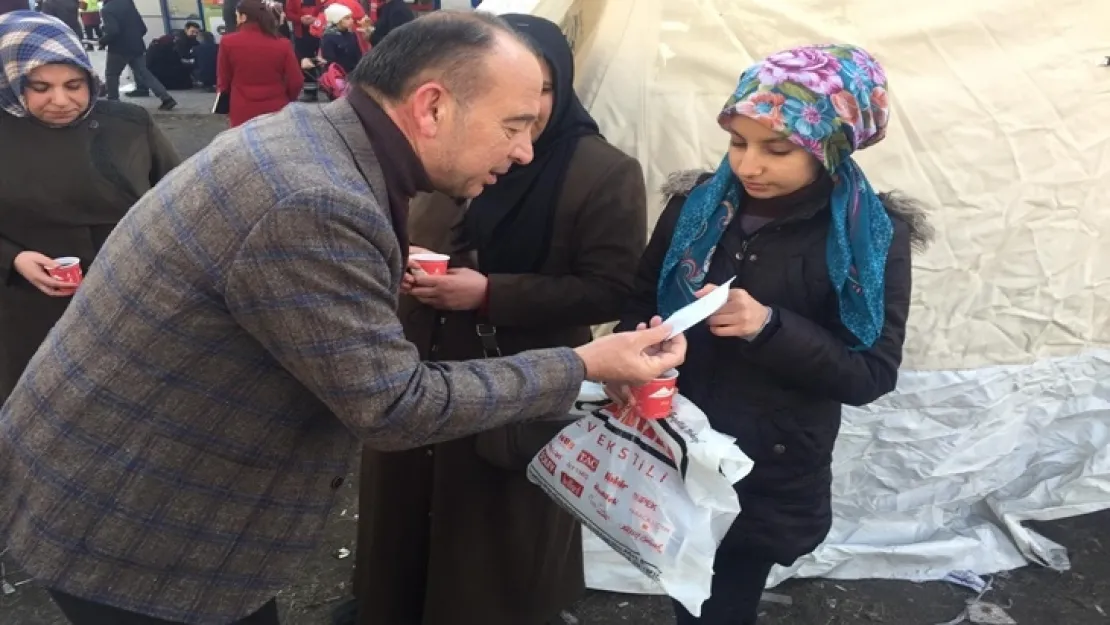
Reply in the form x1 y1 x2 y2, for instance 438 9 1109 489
558 432 576 450
603 471 629 490
527 384 753 614
603 411 678 467
619 523 666 554
576 449 600 472
592 482 618 506
560 472 584 498
537 449 557 476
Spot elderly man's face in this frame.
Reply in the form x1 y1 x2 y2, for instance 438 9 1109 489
429 37 543 198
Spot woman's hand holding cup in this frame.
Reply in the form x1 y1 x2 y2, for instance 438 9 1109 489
401 246 434 294
13 251 79 297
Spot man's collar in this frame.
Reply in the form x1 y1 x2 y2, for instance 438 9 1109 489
345 86 433 200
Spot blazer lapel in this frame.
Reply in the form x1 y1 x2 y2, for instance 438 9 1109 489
319 99 389 211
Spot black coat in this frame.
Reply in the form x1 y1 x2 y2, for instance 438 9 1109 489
145 34 192 90
192 41 218 87
368 0 413 46
0 100 181 401
0 0 29 18
222 0 238 34
40 0 82 36
320 28 360 73
99 0 147 58
617 171 929 565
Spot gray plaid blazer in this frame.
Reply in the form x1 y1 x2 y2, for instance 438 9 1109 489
0 100 585 624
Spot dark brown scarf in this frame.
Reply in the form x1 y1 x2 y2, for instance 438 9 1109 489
346 86 432 264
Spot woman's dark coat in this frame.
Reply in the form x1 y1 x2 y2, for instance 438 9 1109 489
352 135 647 625
0 100 181 401
40 0 82 35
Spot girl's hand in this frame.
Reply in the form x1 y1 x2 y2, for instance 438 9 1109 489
696 284 770 339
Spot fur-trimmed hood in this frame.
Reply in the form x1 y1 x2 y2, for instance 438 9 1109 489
660 169 935 252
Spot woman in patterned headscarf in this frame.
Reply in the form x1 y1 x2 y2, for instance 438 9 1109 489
0 11 180 402
615 44 932 624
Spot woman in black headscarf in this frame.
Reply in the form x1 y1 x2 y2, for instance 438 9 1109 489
350 14 648 625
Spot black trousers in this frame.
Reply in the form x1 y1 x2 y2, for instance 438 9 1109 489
83 24 102 41
293 34 320 60
104 51 171 101
49 590 280 625
293 36 320 96
672 552 774 625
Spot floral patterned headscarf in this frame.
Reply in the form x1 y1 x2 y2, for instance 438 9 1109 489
657 44 894 348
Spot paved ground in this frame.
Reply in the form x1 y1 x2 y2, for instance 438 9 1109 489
2 113 1109 625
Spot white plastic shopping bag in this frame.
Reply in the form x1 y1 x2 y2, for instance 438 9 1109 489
527 382 753 616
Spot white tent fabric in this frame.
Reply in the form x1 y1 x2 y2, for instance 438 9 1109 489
478 0 1110 593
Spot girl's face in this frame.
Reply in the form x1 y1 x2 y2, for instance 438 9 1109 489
23 63 91 127
726 114 821 199
338 15 353 30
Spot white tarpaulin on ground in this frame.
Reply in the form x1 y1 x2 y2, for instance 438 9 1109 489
478 0 1110 592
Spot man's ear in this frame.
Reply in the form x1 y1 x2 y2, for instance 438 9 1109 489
408 82 450 138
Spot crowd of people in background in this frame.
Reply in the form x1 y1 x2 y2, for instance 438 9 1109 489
0 4 933 625
0 0 418 119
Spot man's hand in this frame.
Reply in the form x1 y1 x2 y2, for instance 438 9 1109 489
603 317 666 406
408 267 488 311
13 251 77 297
300 14 315 25
695 284 770 339
575 320 686 385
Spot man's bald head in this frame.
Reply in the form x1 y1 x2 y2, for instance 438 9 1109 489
349 10 538 107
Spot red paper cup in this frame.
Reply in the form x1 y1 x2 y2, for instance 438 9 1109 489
48 256 83 286
631 369 679 420
410 253 450 276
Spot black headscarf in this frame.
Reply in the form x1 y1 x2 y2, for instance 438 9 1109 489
456 13 600 275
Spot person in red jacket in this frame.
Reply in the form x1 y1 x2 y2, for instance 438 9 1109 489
216 0 303 127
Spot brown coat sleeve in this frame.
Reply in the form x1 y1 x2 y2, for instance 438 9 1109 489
484 153 647 328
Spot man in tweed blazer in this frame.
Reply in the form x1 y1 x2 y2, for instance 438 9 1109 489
0 12 685 625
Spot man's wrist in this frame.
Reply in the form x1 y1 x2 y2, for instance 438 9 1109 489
572 346 593 381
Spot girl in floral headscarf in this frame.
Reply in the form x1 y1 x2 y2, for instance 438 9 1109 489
616 44 931 624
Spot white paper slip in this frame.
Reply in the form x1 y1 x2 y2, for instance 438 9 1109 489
663 277 737 339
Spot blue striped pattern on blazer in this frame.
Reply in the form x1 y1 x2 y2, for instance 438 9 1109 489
0 99 585 624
